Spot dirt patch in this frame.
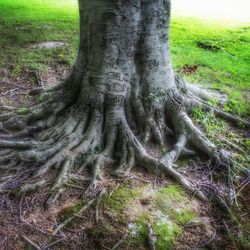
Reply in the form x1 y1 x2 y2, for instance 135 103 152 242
181 64 199 75
197 41 220 52
0 66 70 108
0 169 237 250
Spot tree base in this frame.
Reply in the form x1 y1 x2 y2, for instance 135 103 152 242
1 74 248 207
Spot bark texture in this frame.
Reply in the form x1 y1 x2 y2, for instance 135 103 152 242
0 0 249 205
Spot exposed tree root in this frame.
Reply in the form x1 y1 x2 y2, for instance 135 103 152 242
0 75 248 208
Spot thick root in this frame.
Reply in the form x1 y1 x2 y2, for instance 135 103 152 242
0 76 248 208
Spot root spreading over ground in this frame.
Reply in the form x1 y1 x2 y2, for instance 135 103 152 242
0 73 248 207
0 0 249 210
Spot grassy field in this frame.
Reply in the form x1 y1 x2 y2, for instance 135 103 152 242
171 18 250 116
0 0 79 73
0 0 250 116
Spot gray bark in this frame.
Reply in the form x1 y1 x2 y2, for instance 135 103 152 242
75 0 174 111
0 0 245 204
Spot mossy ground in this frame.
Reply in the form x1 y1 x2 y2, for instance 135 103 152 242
103 185 143 216
0 1 249 249
100 184 198 249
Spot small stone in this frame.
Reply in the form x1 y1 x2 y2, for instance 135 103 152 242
140 198 152 206
186 218 203 226
30 42 66 49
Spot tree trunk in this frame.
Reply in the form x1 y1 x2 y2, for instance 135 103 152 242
0 0 248 205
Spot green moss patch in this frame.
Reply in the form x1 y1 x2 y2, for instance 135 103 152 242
153 215 181 250
103 185 143 215
155 186 196 223
123 185 198 249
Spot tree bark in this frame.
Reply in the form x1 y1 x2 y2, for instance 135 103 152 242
0 0 248 205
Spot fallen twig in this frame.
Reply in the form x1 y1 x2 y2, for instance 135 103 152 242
19 193 52 237
21 235 41 250
197 230 217 248
0 237 8 248
3 88 20 96
95 188 106 223
147 223 156 250
102 244 112 250
222 219 237 249
232 179 250 200
111 233 128 250
21 217 53 236
53 188 107 235
42 238 64 249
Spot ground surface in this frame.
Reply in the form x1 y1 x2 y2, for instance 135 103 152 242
0 1 250 249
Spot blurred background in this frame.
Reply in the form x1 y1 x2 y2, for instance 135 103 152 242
172 0 250 23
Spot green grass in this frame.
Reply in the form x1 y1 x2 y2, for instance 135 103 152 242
171 18 250 90
1 1 249 82
0 0 249 116
0 0 79 74
171 18 250 117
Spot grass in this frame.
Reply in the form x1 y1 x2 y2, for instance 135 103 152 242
0 0 79 74
170 18 250 117
171 18 250 90
0 0 249 116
